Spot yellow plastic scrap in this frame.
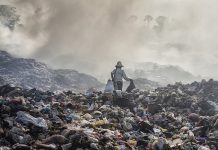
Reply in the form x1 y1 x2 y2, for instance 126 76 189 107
160 127 168 132
128 140 137 146
114 146 121 150
94 118 108 126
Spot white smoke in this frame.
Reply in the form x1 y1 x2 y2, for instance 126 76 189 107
1 0 218 81
0 0 50 57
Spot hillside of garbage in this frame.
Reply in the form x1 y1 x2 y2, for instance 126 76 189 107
0 79 218 149
126 62 202 86
0 50 103 92
0 50 163 92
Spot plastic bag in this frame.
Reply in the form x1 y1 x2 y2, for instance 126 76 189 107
94 118 109 126
66 113 79 122
207 100 218 111
104 79 114 93
126 80 136 93
16 111 48 130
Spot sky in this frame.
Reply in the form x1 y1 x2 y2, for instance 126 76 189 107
1 0 218 81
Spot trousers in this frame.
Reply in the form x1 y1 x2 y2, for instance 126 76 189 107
114 81 123 91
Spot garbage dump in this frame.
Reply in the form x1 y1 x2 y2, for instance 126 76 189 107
0 79 218 149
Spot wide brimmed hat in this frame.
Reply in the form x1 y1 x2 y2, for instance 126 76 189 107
116 61 123 67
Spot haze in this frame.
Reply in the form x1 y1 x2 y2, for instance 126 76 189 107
1 0 218 81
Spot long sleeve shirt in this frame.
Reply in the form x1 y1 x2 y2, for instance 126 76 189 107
111 68 130 82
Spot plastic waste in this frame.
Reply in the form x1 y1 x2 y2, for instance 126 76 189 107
213 130 218 139
66 113 79 122
1 80 218 149
94 118 109 126
85 88 97 97
126 79 136 93
198 146 210 150
123 121 133 131
40 105 51 114
115 90 122 98
207 101 218 111
87 103 94 111
83 113 92 120
16 111 48 130
104 79 114 93
7 127 32 144
128 140 137 146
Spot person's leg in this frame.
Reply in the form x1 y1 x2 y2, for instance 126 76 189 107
114 82 118 90
117 81 123 91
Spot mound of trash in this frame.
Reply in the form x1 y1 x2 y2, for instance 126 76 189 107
0 79 218 149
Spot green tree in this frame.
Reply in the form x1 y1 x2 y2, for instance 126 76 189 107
144 15 153 26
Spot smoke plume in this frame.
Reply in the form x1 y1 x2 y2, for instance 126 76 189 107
1 0 218 81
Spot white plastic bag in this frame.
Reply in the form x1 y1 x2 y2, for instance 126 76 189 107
16 111 48 130
104 79 114 93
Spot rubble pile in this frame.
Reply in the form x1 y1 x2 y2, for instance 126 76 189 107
0 79 218 150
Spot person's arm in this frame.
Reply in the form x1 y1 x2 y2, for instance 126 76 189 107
122 70 130 81
111 70 115 81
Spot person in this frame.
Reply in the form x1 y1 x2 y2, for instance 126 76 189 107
111 61 131 91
